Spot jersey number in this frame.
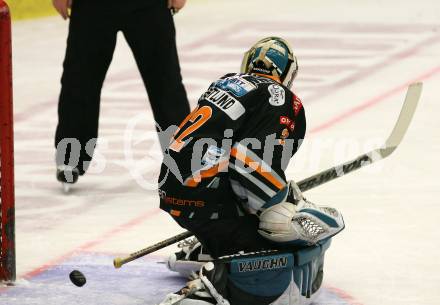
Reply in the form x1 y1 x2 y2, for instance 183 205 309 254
169 106 212 152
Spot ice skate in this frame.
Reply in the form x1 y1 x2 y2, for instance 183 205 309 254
56 165 79 193
166 237 213 279
158 263 223 305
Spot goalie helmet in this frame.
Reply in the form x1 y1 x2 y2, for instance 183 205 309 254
240 37 298 89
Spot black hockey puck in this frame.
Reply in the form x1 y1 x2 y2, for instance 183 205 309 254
69 270 86 287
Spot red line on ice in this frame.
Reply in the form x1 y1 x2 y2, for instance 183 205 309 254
305 34 440 103
325 285 364 305
20 208 161 279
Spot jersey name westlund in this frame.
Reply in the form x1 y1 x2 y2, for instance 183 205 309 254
202 87 245 120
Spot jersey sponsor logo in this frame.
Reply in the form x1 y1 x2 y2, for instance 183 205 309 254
279 116 291 125
202 87 245 120
293 96 303 116
237 257 288 272
268 84 285 106
164 197 205 208
159 189 205 208
279 116 295 131
279 128 290 145
289 121 295 132
215 76 256 97
202 145 227 167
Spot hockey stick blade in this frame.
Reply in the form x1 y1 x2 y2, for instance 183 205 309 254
113 83 422 268
382 82 422 157
298 82 422 192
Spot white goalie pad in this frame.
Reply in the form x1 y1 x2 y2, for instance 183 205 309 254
158 262 229 305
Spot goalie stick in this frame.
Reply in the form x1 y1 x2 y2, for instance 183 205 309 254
113 231 193 268
298 82 422 191
113 82 422 269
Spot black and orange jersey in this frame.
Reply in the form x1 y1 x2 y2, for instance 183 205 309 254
158 73 306 219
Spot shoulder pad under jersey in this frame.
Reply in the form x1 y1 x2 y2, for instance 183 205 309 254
210 73 259 98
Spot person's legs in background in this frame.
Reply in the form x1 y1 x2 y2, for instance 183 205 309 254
122 1 191 151
55 1 119 179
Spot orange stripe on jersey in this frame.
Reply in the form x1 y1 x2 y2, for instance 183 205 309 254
230 148 284 190
170 209 181 217
185 160 229 187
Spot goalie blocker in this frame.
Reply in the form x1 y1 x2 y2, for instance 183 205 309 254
159 241 331 305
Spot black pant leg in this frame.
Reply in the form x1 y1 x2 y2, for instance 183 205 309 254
121 1 190 146
174 215 274 258
55 1 118 174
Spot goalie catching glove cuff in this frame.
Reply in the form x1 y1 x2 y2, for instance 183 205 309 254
258 181 345 245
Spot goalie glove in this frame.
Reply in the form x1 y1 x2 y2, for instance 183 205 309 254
258 181 345 245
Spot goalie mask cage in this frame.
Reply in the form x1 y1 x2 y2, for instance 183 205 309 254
0 0 15 283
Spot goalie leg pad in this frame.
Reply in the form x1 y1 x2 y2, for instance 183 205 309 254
225 240 330 305
160 239 331 305
227 252 294 305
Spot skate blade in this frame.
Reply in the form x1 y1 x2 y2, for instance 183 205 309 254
62 183 71 193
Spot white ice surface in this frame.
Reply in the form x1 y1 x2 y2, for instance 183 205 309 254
3 0 440 304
